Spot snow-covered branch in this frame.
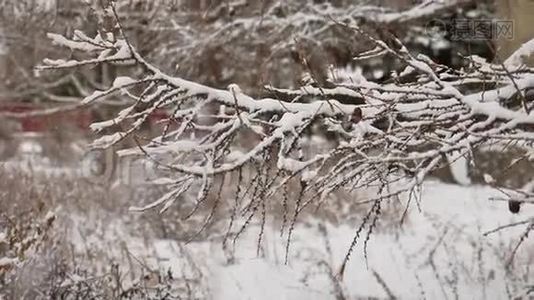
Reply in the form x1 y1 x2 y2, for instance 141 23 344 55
38 1 534 261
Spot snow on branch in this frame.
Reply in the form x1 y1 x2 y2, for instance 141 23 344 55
374 0 475 24
39 2 534 266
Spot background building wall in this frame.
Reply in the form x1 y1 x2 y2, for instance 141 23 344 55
496 0 534 63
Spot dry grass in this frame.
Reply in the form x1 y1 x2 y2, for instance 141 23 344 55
1 159 532 299
0 168 210 299
0 154 408 299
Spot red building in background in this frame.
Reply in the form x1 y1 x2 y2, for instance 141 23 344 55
0 102 171 134
0 102 93 133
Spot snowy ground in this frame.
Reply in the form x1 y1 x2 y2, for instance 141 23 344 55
61 180 533 299
2 146 532 298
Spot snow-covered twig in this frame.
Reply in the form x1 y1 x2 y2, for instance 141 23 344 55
38 1 534 263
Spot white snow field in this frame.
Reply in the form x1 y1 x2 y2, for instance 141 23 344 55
65 180 532 299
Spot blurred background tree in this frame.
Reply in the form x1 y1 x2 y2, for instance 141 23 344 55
0 0 503 102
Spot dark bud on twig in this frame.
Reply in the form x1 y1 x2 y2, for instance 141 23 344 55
341 108 363 131
351 107 362 124
508 200 521 214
